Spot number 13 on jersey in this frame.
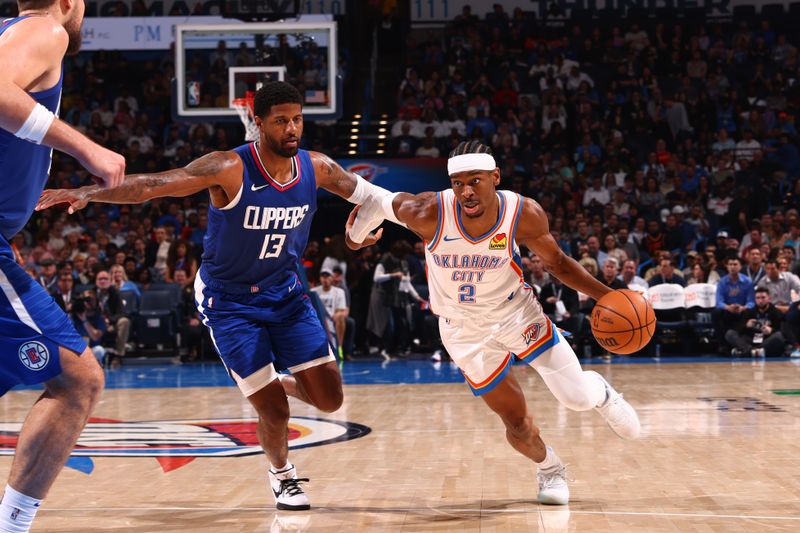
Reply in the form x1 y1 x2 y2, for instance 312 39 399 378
458 283 476 304
259 233 286 259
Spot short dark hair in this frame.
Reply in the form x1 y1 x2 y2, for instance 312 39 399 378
253 81 303 118
755 287 769 296
18 1 55 9
449 140 493 158
727 256 742 264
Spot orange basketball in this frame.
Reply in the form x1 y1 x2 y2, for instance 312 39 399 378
591 289 656 355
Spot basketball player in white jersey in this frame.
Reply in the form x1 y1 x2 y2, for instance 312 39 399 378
347 140 640 504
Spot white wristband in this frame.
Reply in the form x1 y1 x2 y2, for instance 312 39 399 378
15 103 55 145
346 174 377 205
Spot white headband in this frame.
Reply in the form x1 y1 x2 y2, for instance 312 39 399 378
447 153 496 176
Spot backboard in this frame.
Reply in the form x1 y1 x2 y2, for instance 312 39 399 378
175 21 338 120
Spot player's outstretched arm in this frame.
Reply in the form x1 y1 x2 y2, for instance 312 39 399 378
36 151 242 213
311 152 415 242
0 17 125 188
516 197 611 301
344 192 440 250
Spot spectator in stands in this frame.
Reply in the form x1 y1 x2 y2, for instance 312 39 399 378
744 248 766 285
597 258 627 289
725 288 787 357
146 226 171 280
94 270 131 367
528 254 550 292
36 257 58 293
71 291 106 365
539 276 580 344
311 269 350 359
51 270 78 314
415 127 441 157
758 259 800 313
649 258 687 287
173 269 203 362
619 259 647 289
165 239 197 284
110 264 140 301
714 256 756 353
758 258 800 349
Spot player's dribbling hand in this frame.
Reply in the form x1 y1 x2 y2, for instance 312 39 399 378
345 205 383 250
79 146 126 189
36 188 89 214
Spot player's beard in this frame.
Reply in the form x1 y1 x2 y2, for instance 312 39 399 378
267 135 299 158
64 16 83 56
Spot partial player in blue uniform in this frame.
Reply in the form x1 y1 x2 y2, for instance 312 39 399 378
0 1 125 531
38 81 391 511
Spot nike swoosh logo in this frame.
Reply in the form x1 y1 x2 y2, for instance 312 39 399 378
251 183 269 191
442 236 461 242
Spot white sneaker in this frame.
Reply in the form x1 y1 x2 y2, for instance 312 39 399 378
791 347 800 358
537 464 570 505
268 464 310 511
594 375 641 440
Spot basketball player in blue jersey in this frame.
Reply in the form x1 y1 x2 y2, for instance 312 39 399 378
37 81 399 511
0 1 125 531
346 140 641 505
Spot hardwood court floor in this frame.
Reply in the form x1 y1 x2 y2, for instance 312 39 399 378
1 359 799 532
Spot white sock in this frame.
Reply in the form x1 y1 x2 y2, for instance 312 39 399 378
0 484 41 533
536 446 561 471
270 462 292 474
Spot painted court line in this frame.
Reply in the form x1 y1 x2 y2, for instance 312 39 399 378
38 507 800 521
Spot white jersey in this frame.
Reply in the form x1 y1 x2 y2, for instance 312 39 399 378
425 189 532 321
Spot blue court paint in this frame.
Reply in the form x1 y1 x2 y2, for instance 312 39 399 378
65 456 94 474
9 356 794 392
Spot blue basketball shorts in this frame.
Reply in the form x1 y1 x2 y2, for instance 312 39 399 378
194 276 334 397
0 242 87 396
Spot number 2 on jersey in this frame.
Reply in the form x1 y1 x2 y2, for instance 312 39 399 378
458 283 476 304
259 234 286 259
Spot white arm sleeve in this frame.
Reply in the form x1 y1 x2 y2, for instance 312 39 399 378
373 263 391 283
346 175 406 242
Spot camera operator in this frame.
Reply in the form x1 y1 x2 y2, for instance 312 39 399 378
71 292 106 365
94 270 131 367
724 287 787 357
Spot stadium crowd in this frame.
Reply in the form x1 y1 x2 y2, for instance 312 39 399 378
18 5 800 364
383 5 800 357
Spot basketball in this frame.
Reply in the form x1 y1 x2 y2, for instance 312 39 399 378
591 289 655 355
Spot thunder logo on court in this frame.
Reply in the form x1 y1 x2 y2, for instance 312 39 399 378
0 417 370 474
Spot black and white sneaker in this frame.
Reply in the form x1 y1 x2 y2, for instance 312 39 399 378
268 463 310 511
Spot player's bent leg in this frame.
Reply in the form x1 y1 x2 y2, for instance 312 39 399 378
0 346 103 532
480 372 569 505
246 376 310 511
289 361 343 413
481 372 546 462
530 332 640 439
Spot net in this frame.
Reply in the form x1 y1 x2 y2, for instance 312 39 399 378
232 91 259 142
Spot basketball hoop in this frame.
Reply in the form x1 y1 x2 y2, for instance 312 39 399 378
232 91 259 142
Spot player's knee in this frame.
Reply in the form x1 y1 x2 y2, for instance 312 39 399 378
314 389 343 413
65 351 105 410
261 401 290 428
557 388 596 412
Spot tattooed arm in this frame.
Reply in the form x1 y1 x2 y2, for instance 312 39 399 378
37 151 243 213
310 151 360 197
310 151 408 245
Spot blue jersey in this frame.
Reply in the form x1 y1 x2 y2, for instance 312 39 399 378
199 143 317 296
0 16 63 240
